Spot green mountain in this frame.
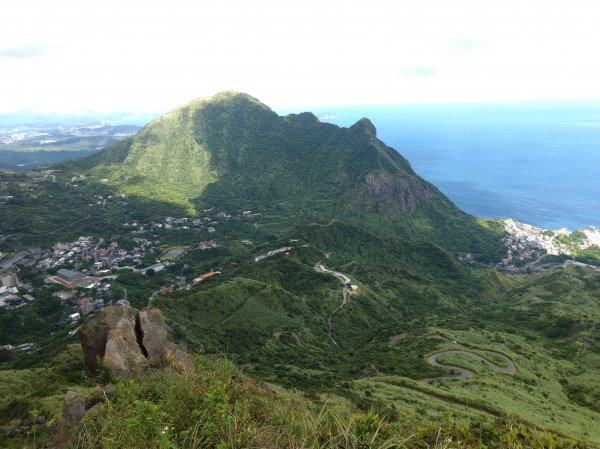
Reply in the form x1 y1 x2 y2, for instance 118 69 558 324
66 91 502 256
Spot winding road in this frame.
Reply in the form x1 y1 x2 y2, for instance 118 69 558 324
424 350 515 382
314 262 352 345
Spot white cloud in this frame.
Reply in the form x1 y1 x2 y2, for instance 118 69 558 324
0 0 599 112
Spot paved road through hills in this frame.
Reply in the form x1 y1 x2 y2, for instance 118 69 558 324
314 262 352 345
424 349 515 382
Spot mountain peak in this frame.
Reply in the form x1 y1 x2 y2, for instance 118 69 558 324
185 91 272 113
65 92 499 253
350 117 376 136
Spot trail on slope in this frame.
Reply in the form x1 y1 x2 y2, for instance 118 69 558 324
309 219 337 227
314 262 352 346
423 349 516 382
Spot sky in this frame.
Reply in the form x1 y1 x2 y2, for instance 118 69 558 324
1 0 599 113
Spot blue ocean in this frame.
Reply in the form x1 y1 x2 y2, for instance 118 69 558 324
282 101 600 231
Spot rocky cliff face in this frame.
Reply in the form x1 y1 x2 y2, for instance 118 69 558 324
364 172 432 213
79 306 193 375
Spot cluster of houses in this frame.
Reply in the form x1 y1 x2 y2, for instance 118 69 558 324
0 246 43 271
123 216 209 233
34 236 153 274
54 280 121 323
0 235 148 317
198 240 218 250
68 174 86 186
122 210 258 236
499 220 547 268
36 237 96 271
0 248 40 309
0 342 35 353
0 272 34 309
498 219 600 271
0 207 279 321
95 239 154 270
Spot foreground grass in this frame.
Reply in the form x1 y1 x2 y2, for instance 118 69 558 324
2 351 585 449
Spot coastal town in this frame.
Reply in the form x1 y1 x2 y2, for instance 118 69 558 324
495 219 600 272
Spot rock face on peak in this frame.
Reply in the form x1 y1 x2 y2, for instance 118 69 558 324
79 306 193 375
364 172 432 214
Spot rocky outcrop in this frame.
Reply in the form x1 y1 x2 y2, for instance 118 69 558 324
79 306 147 375
56 391 85 448
138 308 194 372
364 172 432 213
79 306 193 376
358 364 383 378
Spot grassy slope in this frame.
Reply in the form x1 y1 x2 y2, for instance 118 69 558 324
0 217 598 445
153 221 600 446
1 177 598 445
83 104 217 213
0 345 586 449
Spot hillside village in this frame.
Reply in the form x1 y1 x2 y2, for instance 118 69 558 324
3 214 600 315
0 207 293 348
2 209 599 359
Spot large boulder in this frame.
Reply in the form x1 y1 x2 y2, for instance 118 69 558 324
79 306 148 375
79 305 193 375
138 308 170 365
139 308 194 372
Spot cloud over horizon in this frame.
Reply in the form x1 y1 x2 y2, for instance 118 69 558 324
401 66 439 77
0 44 54 59
0 0 599 113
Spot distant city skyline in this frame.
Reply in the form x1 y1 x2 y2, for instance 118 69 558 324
1 0 599 113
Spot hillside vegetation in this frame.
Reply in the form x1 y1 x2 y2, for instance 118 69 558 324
62 91 504 256
0 344 587 449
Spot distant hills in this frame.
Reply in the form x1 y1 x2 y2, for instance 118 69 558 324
0 110 155 170
0 125 141 171
0 110 157 129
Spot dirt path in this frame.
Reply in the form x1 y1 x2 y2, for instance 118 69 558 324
424 350 515 382
314 262 352 345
